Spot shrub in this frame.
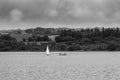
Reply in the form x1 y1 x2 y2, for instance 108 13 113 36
56 43 67 51
67 43 81 51
65 41 72 46
96 43 107 51
0 46 12 51
16 42 27 50
62 36 75 42
105 36 117 41
55 36 63 42
107 41 119 51
0 35 17 51
42 35 51 41
91 37 103 43
115 47 120 51
79 38 92 45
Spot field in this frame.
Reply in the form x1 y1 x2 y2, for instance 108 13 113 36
0 52 120 80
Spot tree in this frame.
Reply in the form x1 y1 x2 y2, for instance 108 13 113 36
62 36 75 42
23 38 26 42
42 35 50 41
28 37 34 42
80 38 92 45
18 29 21 34
36 36 42 41
96 43 107 51
105 36 117 41
0 35 17 51
65 41 72 46
91 37 103 44
107 41 119 51
67 43 81 51
56 43 67 51
16 41 27 50
55 36 63 42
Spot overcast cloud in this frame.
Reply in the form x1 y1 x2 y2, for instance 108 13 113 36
0 0 120 29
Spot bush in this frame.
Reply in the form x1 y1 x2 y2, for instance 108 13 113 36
67 43 81 51
79 38 92 45
30 46 41 51
96 43 107 51
105 36 117 41
115 47 120 51
16 42 27 50
91 37 103 43
56 43 67 51
107 41 119 51
62 36 75 42
0 35 17 51
65 41 72 46
0 46 13 51
55 36 63 42
42 35 51 41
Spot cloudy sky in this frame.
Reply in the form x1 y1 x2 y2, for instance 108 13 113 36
0 0 120 30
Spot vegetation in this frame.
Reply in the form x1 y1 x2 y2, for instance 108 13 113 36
1 27 120 51
25 27 58 35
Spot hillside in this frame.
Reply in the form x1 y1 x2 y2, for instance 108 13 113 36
10 31 32 41
25 27 59 35
9 27 59 41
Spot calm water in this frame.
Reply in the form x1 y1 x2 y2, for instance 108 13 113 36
0 52 120 66
0 52 120 80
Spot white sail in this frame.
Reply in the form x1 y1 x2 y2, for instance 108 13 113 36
46 45 50 56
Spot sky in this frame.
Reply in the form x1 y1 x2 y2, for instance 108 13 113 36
0 0 120 30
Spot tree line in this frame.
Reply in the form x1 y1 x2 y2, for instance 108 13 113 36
55 27 120 51
1 27 120 51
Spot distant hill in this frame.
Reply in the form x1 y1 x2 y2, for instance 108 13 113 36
0 27 70 41
25 27 59 35
10 30 32 41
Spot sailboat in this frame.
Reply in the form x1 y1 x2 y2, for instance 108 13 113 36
46 45 50 56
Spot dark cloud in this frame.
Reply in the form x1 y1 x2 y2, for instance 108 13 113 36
0 0 120 29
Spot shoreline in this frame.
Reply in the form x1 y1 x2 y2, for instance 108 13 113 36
0 51 119 55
